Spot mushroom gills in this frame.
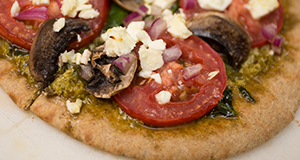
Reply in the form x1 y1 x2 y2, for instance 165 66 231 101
29 18 91 86
86 46 137 99
113 0 144 12
187 12 253 69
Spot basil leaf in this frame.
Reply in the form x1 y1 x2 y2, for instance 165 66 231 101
103 3 129 31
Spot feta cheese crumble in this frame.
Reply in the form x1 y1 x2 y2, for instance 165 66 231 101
11 1 20 17
101 27 136 57
155 90 172 104
167 14 192 39
197 0 232 11
61 0 99 19
246 0 279 19
66 99 83 114
53 18 66 32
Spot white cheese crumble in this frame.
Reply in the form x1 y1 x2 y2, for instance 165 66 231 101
80 49 91 65
138 45 164 73
155 90 172 104
101 27 136 57
136 30 152 46
53 18 66 32
245 0 279 20
31 0 50 5
208 70 220 80
126 21 145 42
59 49 91 66
77 34 82 42
138 70 152 78
11 1 20 17
61 0 99 19
197 0 232 11
66 99 83 114
150 73 162 84
152 0 176 10
148 39 166 51
167 14 192 39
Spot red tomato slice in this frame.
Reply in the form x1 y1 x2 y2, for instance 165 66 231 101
180 0 284 47
114 33 227 126
0 0 110 50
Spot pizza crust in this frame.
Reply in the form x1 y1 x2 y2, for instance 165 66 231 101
1 0 300 159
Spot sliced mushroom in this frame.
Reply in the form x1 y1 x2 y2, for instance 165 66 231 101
186 12 253 69
29 18 91 86
86 45 137 99
113 0 143 12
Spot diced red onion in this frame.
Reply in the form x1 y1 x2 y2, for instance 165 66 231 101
137 5 148 17
181 64 202 81
80 65 92 81
272 34 285 47
163 45 182 63
14 6 48 21
113 54 136 74
123 12 143 26
261 24 277 43
148 18 167 40
182 0 197 10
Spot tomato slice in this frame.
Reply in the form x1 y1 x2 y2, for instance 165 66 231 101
180 0 284 47
0 0 110 50
114 33 227 126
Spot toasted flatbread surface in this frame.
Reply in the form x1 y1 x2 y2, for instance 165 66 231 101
0 0 300 159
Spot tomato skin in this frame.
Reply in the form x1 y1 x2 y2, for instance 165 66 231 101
114 33 227 126
179 0 284 47
0 0 110 50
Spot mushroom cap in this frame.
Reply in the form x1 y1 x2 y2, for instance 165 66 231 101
29 18 91 86
112 0 143 12
186 12 253 69
86 46 137 99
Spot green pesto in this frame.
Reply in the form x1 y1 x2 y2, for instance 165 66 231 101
48 65 89 101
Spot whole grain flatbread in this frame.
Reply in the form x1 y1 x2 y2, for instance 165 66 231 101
1 0 300 159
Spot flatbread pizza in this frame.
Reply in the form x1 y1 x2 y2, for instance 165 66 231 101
1 0 300 159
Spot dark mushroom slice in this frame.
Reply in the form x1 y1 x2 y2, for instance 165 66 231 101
186 12 253 69
86 45 137 99
112 0 143 12
29 18 91 86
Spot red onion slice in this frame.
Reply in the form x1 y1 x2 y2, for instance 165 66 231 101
148 18 167 40
261 24 277 43
14 6 48 21
182 0 198 10
113 54 136 74
137 5 148 16
80 65 93 81
163 45 182 63
123 12 143 26
181 64 202 81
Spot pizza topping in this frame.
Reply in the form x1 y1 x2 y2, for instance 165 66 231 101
197 0 232 11
112 0 144 12
167 14 192 39
66 99 83 114
101 27 136 57
29 18 91 85
53 18 66 32
186 12 252 69
155 90 172 104
86 46 138 99
61 0 100 19
245 0 279 20
10 1 20 17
